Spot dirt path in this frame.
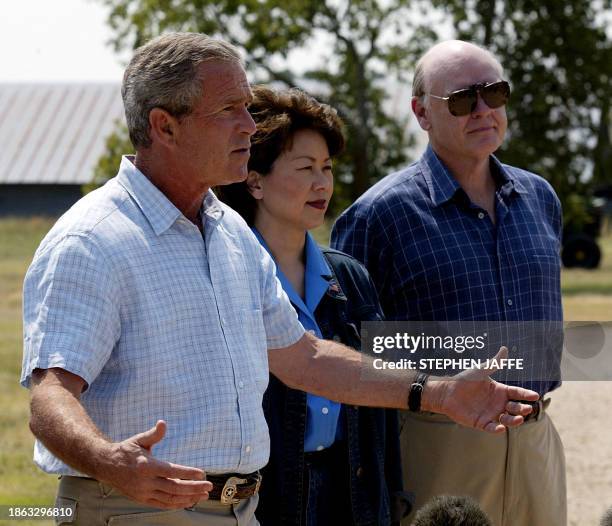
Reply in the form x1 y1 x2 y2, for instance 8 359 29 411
547 381 612 526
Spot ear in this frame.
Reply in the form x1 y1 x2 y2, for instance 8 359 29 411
246 170 264 200
149 107 178 147
412 96 432 131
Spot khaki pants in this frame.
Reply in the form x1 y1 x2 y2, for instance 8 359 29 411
400 409 566 526
55 476 259 526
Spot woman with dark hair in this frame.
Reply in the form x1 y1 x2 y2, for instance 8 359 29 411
217 86 409 526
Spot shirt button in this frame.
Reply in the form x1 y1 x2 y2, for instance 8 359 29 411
478 212 485 219
356 467 364 477
507 299 513 306
245 445 252 453
321 407 329 415
316 445 325 451
238 381 244 389
308 329 316 335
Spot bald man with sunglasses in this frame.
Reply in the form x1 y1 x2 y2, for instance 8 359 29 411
332 41 565 526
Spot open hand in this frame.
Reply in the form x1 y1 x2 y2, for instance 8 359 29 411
97 420 213 509
424 347 540 433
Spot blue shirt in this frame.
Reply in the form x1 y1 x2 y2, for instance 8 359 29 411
332 145 563 395
253 229 343 452
21 156 305 475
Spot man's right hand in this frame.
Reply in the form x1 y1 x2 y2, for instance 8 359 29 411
30 369 212 510
97 420 213 509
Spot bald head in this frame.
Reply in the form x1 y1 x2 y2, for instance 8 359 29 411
412 41 504 99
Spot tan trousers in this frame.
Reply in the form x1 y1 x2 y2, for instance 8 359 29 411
55 476 259 526
399 409 566 526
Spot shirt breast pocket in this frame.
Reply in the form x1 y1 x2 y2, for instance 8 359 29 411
524 248 562 304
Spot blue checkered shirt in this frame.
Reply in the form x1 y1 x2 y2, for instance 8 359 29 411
331 145 563 395
21 156 305 476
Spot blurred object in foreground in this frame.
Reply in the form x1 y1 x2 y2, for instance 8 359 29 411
411 495 492 526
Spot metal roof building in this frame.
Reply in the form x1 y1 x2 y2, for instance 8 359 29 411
0 83 125 216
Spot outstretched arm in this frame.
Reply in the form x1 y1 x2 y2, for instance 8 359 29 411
29 368 212 509
268 332 538 434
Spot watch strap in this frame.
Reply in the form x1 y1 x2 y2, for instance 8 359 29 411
408 372 429 412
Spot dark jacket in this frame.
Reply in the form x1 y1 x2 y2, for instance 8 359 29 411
257 248 411 526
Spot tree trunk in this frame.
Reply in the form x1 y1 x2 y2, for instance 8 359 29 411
479 0 496 45
351 134 370 200
593 99 612 184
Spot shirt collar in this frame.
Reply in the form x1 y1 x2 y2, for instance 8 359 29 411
489 155 528 196
420 144 527 208
420 144 462 208
304 232 334 310
201 190 225 222
115 156 224 235
251 228 340 321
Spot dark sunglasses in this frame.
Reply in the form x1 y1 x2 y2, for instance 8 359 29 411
428 80 510 116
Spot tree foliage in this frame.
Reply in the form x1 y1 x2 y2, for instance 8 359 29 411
85 122 133 195
434 0 612 226
95 0 612 226
95 0 443 208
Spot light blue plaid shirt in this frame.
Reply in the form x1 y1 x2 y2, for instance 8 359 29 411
21 156 305 476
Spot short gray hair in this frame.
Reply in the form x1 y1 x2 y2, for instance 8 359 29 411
122 32 243 149
412 54 428 99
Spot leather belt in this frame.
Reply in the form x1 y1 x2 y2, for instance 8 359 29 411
207 472 261 504
523 398 551 422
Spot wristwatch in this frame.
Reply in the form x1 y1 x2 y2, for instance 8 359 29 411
408 373 429 412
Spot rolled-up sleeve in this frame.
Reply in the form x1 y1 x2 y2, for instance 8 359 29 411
21 234 121 389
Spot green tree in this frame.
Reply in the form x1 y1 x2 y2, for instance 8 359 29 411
84 122 133 195
95 0 442 208
95 0 612 228
434 0 612 227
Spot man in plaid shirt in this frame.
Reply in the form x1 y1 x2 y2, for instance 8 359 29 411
332 41 565 526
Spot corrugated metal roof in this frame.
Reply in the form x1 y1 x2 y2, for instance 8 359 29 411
0 83 125 185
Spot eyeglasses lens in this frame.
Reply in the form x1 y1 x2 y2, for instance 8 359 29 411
481 82 510 109
447 81 510 116
448 89 477 116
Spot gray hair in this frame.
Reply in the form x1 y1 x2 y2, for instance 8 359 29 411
122 32 243 149
412 54 428 99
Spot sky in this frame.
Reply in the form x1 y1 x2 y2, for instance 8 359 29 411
1 0 337 83
1 0 423 135
2 0 125 82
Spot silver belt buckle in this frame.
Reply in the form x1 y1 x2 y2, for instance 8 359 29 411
221 476 247 504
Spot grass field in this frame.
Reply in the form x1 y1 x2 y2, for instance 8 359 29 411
1 217 611 524
0 219 61 526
